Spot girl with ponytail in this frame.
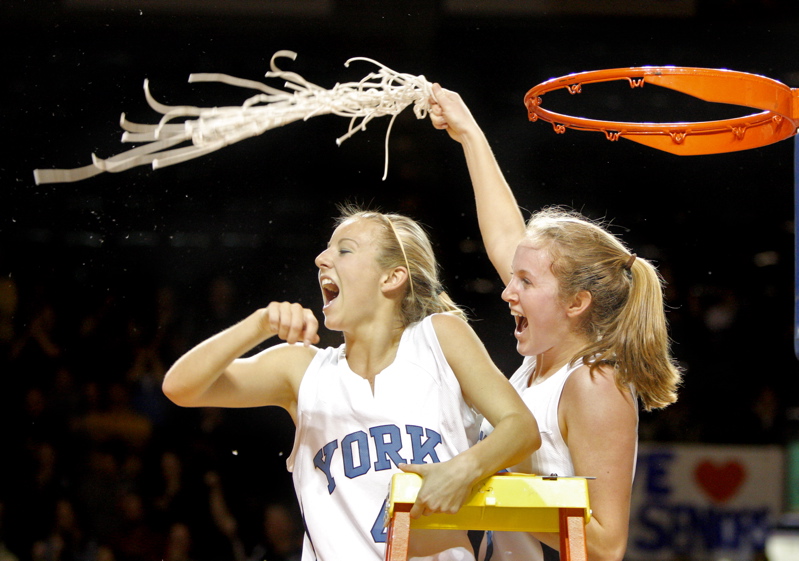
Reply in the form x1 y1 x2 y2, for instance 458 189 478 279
430 85 681 561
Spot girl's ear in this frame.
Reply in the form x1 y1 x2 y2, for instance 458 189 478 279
566 290 592 318
381 267 410 295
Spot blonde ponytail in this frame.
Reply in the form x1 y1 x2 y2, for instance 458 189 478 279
526 207 681 411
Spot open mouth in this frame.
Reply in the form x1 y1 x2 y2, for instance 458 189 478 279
513 312 528 336
321 277 340 307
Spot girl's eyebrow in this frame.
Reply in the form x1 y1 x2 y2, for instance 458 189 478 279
327 237 360 248
515 268 538 282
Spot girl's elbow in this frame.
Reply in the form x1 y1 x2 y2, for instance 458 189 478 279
161 379 182 405
515 418 541 458
518 429 541 459
524 414 542 452
530 430 542 453
161 372 193 407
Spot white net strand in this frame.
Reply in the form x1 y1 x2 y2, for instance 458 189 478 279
33 51 433 185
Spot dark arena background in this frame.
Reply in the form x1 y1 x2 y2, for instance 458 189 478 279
2 2 799 561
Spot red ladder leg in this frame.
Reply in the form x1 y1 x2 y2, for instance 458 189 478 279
558 508 587 561
385 504 412 561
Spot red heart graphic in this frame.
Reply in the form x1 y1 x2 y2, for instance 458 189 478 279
694 460 746 503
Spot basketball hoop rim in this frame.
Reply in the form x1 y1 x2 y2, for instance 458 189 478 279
524 66 799 154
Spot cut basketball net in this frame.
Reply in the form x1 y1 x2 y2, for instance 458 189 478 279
33 50 433 185
525 66 799 155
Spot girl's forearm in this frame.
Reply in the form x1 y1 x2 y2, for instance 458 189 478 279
162 310 269 406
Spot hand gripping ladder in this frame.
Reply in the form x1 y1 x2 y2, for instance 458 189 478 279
384 473 592 561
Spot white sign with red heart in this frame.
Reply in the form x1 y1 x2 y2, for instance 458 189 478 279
627 443 784 561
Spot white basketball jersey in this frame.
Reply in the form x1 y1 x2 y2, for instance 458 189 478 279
480 357 638 561
287 314 480 561
478 356 581 561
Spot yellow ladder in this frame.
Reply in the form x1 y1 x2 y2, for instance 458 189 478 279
384 473 591 561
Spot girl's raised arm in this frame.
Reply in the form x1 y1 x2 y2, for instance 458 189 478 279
430 84 526 285
162 301 319 416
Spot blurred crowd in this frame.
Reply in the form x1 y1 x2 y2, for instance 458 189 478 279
1 236 797 561
0 273 304 561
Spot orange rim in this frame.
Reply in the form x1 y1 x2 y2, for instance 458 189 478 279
524 66 799 155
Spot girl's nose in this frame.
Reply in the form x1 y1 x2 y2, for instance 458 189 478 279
501 282 516 304
315 248 330 269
